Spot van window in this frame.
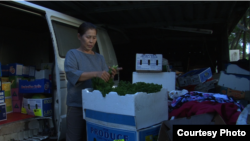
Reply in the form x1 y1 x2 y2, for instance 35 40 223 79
52 21 99 58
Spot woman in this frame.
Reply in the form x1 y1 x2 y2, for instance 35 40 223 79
64 22 119 141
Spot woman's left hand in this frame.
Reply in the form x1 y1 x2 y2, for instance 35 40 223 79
109 67 123 78
109 67 117 78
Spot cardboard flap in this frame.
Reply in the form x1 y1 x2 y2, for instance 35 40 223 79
158 113 225 141
247 114 250 124
158 122 170 141
212 113 226 125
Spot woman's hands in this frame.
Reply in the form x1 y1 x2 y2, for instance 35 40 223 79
96 71 110 82
96 67 122 82
109 67 123 78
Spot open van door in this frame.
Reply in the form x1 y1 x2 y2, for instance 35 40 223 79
44 13 83 141
12 1 119 140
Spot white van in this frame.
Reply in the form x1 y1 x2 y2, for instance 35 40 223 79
0 1 119 140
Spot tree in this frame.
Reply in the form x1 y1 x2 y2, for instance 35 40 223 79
229 8 250 60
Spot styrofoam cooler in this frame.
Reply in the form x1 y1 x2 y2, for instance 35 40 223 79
132 72 176 92
82 88 168 130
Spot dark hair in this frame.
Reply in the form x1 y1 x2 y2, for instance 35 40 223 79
78 22 97 36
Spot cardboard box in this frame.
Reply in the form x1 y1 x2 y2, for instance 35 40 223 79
220 86 245 99
2 82 11 97
1 77 9 82
35 70 51 80
189 67 212 85
177 70 196 87
87 121 161 141
0 91 5 103
22 66 30 77
9 63 23 76
19 79 51 94
5 97 13 113
11 88 23 101
178 68 212 87
21 97 28 114
82 88 168 130
0 103 7 121
1 64 9 77
29 77 35 81
136 54 162 71
29 66 36 77
218 71 250 91
12 100 22 113
226 63 250 75
41 63 53 70
27 98 52 117
9 76 24 89
157 113 226 141
132 72 176 92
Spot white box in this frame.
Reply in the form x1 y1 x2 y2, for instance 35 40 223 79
0 103 7 121
27 98 52 117
82 88 168 130
218 71 250 91
35 70 51 80
226 64 250 76
22 66 30 77
132 72 175 92
136 54 162 71
29 66 36 77
41 63 53 70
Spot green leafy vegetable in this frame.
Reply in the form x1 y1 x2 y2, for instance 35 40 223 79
92 69 162 97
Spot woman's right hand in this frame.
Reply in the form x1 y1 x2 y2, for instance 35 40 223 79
96 71 110 82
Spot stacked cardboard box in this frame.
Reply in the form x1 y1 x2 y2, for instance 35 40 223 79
218 63 250 101
177 67 213 88
8 63 24 114
21 97 52 117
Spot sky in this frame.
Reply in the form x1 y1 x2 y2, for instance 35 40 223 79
247 44 249 54
240 43 250 54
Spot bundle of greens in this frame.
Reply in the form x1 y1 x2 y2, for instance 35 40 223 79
92 65 162 97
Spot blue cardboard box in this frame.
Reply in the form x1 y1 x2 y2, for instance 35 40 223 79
19 79 51 94
9 63 23 76
87 121 161 141
0 103 7 121
177 70 197 87
27 98 52 117
0 91 5 104
1 64 9 77
189 67 212 85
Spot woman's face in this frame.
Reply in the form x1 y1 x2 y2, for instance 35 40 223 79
78 29 97 51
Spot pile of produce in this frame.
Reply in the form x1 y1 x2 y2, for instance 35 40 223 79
92 65 162 97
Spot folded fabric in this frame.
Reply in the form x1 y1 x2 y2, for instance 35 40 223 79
169 101 241 125
169 91 243 113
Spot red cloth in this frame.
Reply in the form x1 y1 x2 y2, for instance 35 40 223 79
169 101 241 125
